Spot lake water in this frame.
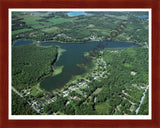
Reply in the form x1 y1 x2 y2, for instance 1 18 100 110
13 40 140 91
67 11 91 17
13 40 33 46
136 15 148 18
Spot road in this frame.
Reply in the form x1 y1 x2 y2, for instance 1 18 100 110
12 86 40 114
135 85 149 114
12 86 23 98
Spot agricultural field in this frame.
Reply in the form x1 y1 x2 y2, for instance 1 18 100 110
47 18 71 25
19 15 45 25
95 101 111 115
12 28 33 35
32 25 45 29
42 27 60 33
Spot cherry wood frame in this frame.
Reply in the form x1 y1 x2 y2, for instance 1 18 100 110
0 0 160 128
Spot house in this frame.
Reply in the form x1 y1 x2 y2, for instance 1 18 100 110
131 71 137 76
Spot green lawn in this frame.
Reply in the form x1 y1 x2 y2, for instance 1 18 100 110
53 66 64 76
20 15 44 25
42 27 60 33
95 102 111 114
32 25 45 29
124 63 132 68
93 88 102 95
47 18 71 25
12 28 33 35
30 83 44 97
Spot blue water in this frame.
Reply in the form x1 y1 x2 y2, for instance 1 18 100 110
13 40 140 91
136 15 148 18
67 11 91 17
13 40 33 46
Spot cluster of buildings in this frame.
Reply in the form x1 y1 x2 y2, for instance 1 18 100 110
62 81 88 98
21 88 56 113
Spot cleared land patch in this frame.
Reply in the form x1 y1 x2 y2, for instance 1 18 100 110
47 18 71 25
12 28 33 35
42 27 60 33
32 25 45 29
93 88 102 95
95 101 111 114
20 15 44 25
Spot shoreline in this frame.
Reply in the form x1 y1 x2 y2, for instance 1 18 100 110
38 46 66 91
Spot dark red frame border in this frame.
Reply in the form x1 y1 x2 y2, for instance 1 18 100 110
0 0 160 128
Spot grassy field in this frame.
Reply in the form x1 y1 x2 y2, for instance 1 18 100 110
30 83 45 97
95 101 111 114
57 47 66 62
32 25 45 29
124 63 132 68
20 15 44 25
12 28 33 35
93 88 102 95
53 66 64 76
47 18 71 25
42 27 60 33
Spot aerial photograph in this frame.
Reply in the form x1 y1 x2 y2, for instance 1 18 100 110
11 10 149 116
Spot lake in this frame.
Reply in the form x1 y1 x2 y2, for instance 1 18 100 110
136 14 148 18
67 11 91 17
13 40 34 46
13 40 140 91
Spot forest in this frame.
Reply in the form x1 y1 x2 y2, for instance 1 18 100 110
12 44 57 90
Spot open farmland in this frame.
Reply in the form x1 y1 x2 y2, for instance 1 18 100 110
47 18 71 25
